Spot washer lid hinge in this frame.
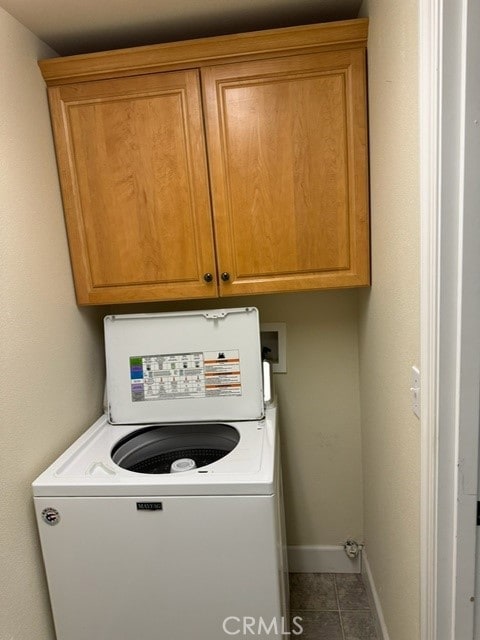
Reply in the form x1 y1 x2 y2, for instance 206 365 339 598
203 307 256 320
203 311 227 320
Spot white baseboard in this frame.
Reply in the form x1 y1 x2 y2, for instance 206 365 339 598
362 551 390 640
287 545 361 573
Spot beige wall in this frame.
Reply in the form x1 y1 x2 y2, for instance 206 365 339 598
261 292 363 545
0 8 105 639
113 290 364 545
358 1 420 639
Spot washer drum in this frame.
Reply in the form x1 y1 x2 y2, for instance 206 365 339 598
111 423 240 474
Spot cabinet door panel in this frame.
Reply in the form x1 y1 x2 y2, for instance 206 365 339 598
49 71 217 303
202 50 369 296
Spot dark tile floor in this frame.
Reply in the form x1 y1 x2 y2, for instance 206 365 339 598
289 573 378 640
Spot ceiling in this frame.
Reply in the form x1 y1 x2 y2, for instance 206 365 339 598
0 0 362 56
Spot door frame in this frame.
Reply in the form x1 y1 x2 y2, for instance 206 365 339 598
420 0 480 638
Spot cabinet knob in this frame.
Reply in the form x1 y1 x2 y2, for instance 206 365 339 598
221 272 230 282
203 273 214 283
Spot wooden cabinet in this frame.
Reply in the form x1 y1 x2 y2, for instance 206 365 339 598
48 70 217 303
203 49 369 296
40 20 369 305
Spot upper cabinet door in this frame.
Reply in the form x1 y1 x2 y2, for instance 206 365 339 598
48 70 217 304
202 49 370 296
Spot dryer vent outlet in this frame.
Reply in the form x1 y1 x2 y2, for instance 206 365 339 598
343 539 362 559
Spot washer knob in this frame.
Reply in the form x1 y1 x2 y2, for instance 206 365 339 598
203 272 213 283
221 272 230 282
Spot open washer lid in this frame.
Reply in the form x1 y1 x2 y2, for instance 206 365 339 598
105 307 264 424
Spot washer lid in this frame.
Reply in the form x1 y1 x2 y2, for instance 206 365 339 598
105 307 264 424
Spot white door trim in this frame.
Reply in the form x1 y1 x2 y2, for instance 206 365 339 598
420 1 480 638
419 0 441 632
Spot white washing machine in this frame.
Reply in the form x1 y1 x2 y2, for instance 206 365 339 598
33 307 289 640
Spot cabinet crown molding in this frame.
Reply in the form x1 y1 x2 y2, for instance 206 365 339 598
39 18 368 86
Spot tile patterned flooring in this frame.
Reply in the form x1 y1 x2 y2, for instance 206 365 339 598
289 573 378 640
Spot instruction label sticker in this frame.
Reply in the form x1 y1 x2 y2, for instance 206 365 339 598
204 351 242 397
129 350 242 402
